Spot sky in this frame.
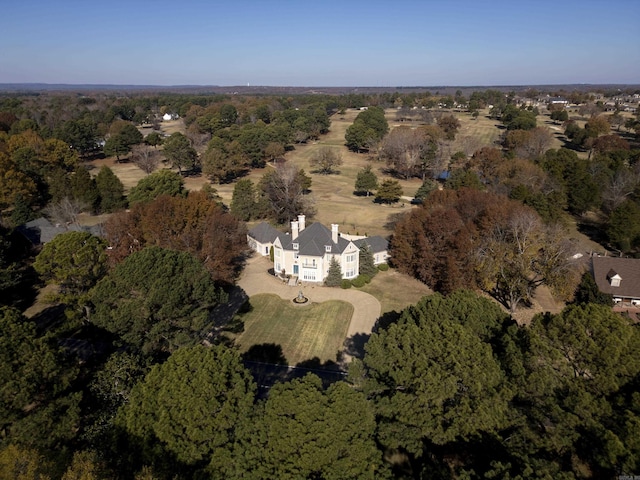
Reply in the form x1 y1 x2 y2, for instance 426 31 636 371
1 0 639 87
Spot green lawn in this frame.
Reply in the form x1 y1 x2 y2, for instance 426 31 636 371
233 294 353 366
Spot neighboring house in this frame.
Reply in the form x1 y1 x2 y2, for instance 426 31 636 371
592 256 640 306
17 217 104 247
247 215 388 283
162 113 172 121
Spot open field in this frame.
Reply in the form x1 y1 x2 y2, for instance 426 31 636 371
91 107 584 237
233 293 353 365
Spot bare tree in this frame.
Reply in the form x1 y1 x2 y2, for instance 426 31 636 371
44 197 88 226
518 127 553 160
602 170 640 213
459 135 483 158
131 145 160 175
380 125 443 180
309 147 343 174
476 208 575 313
259 163 316 224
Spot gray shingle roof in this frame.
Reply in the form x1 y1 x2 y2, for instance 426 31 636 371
17 218 104 245
592 257 640 299
280 222 351 255
353 235 388 253
248 222 286 244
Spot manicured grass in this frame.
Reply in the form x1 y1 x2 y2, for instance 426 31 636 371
360 268 433 315
234 294 353 366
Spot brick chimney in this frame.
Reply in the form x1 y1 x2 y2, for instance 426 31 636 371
291 220 299 240
298 214 306 232
331 224 339 244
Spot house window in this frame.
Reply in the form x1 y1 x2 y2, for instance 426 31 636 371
293 243 299 250
274 248 281 258
346 253 356 263
303 271 317 281
325 245 331 252
345 268 356 278
294 253 299 260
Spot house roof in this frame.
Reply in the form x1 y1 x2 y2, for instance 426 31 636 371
247 222 286 244
353 235 388 253
592 257 640 299
281 222 352 256
17 218 104 245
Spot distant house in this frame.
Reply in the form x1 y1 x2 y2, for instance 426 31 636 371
592 256 640 306
247 215 388 283
162 113 174 121
17 217 103 247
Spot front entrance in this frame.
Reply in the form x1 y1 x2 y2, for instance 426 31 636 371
293 265 299 275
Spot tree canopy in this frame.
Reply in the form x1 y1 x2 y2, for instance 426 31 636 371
33 231 108 296
117 345 255 471
104 191 247 283
127 169 186 205
345 107 388 152
89 246 227 355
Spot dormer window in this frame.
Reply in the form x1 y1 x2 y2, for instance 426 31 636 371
293 243 299 250
325 245 331 252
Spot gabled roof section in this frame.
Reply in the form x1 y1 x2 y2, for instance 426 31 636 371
592 257 640 298
353 235 388 253
280 222 351 255
17 218 103 245
248 222 284 244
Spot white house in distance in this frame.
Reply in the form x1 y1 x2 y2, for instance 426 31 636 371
247 215 389 283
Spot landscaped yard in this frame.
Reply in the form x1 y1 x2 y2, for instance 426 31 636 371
233 294 353 366
360 268 433 315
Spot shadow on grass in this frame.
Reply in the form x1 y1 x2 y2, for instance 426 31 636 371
342 332 370 360
243 343 287 365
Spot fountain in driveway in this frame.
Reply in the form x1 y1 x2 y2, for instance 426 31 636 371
292 290 309 304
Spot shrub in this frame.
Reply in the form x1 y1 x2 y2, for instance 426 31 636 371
378 263 389 271
351 275 370 288
340 279 352 289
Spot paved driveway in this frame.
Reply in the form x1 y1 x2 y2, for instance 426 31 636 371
237 255 381 340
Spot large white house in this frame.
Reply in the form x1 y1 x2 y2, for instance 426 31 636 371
247 215 388 283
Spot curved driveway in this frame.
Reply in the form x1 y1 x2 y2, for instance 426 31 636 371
238 255 381 340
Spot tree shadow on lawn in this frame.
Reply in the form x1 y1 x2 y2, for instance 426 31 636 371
342 332 370 360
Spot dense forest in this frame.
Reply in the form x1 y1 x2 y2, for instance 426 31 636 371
1 87 640 478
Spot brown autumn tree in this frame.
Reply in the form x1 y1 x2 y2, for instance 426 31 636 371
437 114 461 140
504 127 553 160
390 188 576 310
104 191 247 283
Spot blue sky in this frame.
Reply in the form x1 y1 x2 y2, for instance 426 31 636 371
1 0 639 86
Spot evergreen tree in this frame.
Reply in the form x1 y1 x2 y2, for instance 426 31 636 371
358 244 377 278
234 375 384 479
413 178 438 202
89 246 227 355
573 271 613 306
354 164 378 196
230 179 256 221
375 179 403 203
127 169 185 205
33 231 108 297
95 166 126 213
117 345 255 472
325 257 342 287
70 165 99 211
9 193 35 227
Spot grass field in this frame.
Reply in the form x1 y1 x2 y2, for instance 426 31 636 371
91 106 586 237
360 268 433 315
233 294 353 366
